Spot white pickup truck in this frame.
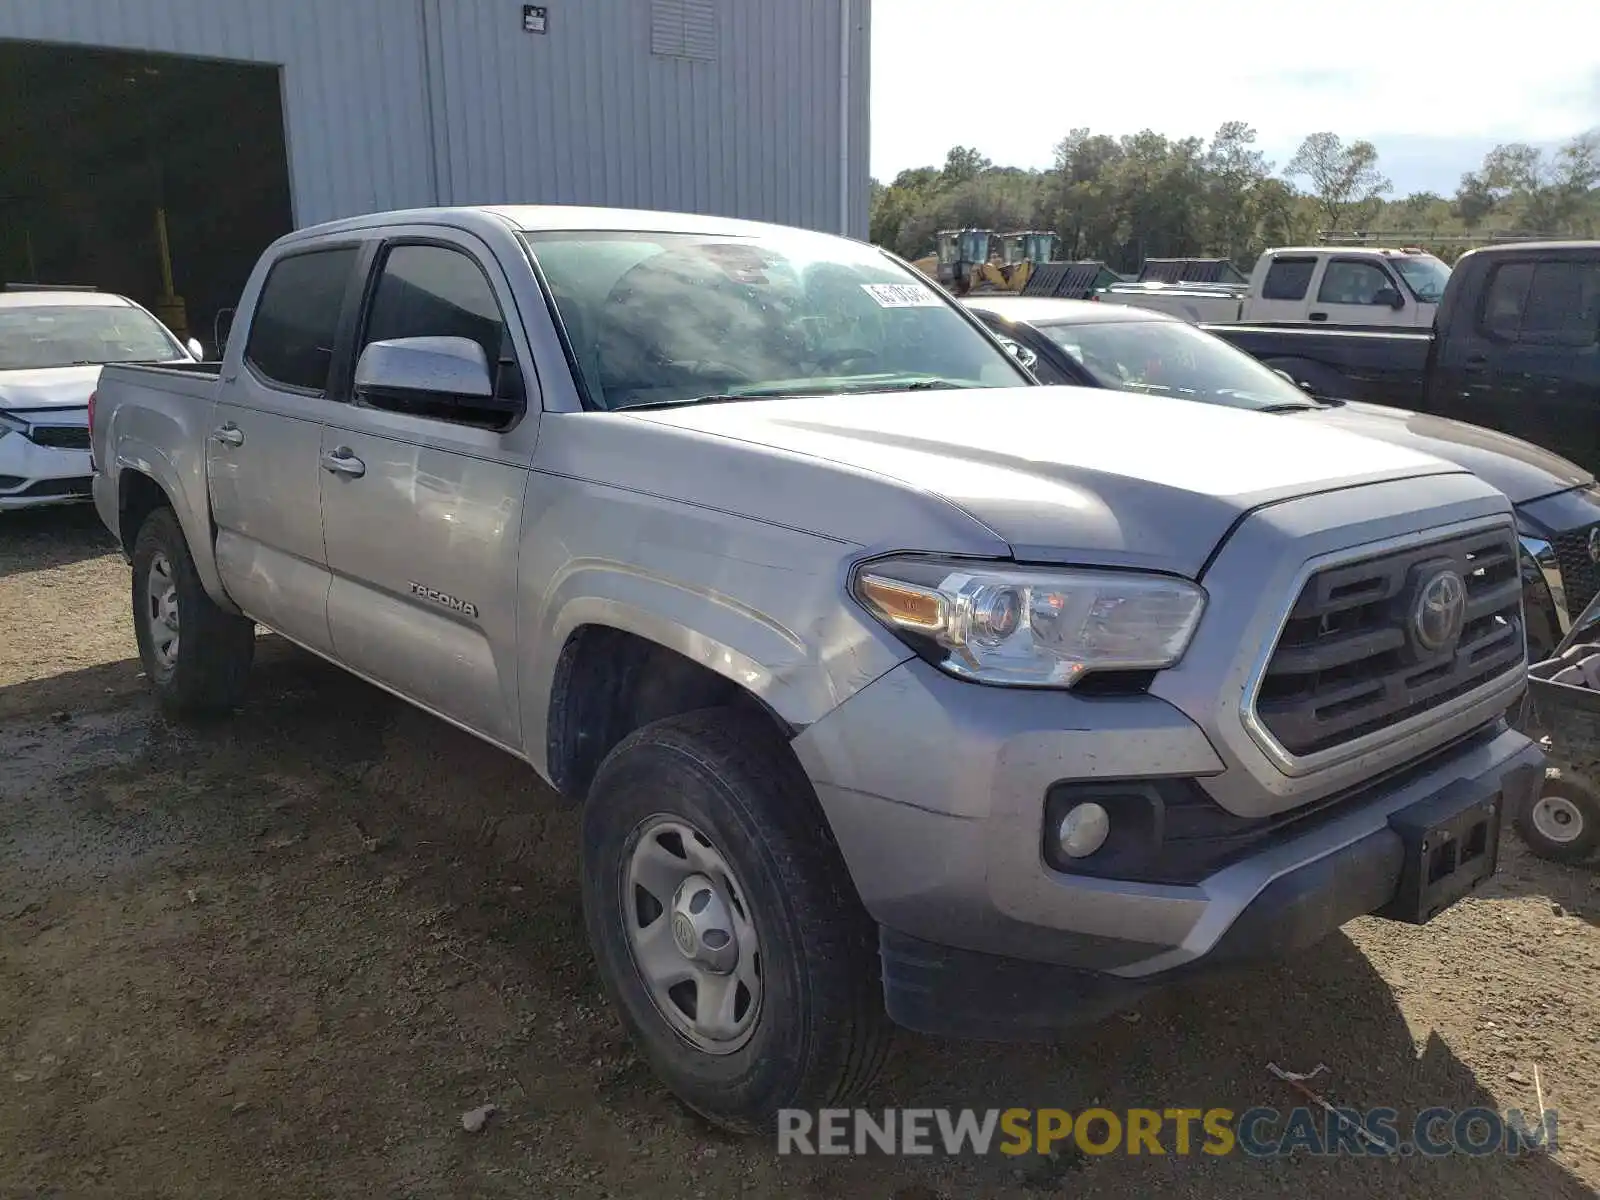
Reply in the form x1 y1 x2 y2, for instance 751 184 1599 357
1098 246 1450 328
90 205 1540 1131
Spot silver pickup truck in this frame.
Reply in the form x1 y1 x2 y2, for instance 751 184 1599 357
91 205 1543 1131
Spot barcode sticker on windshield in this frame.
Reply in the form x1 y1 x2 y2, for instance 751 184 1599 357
861 283 943 308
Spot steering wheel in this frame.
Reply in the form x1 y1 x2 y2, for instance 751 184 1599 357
670 359 757 383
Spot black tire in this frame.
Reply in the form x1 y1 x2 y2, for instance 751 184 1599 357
1513 773 1600 863
580 708 890 1132
130 506 255 716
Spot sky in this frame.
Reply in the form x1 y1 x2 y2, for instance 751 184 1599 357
869 0 1600 197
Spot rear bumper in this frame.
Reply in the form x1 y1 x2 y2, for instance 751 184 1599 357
0 435 92 510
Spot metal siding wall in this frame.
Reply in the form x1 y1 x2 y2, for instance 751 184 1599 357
0 0 437 226
0 0 870 235
428 0 868 235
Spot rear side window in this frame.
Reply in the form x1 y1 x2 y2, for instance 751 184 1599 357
245 247 358 393
1482 260 1600 347
1261 257 1315 301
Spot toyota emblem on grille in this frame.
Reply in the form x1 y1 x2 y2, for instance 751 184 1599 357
1412 569 1467 653
1589 526 1600 565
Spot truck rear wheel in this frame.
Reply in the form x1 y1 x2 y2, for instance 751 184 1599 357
130 506 255 716
580 708 890 1132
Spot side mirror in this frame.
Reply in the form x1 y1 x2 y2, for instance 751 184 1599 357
1373 287 1405 310
1274 367 1312 392
996 336 1038 371
354 335 496 407
185 337 205 360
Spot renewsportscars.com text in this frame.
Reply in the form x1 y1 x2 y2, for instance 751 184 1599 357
777 1106 1558 1158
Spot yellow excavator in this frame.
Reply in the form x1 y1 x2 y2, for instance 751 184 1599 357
911 229 1060 294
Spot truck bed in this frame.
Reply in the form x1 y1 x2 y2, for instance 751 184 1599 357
1206 323 1434 409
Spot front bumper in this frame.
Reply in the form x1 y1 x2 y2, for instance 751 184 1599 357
0 432 92 511
793 658 1543 1040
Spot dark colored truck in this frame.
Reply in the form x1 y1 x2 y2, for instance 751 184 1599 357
1207 241 1600 478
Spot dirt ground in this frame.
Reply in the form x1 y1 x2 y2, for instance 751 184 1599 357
2 506 1599 1200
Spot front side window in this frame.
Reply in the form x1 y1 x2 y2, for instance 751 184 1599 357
1036 318 1319 411
0 303 183 370
358 243 521 425
1317 259 1397 305
525 229 1029 411
245 247 358 393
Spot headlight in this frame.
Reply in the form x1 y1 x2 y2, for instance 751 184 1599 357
852 557 1207 687
0 412 23 441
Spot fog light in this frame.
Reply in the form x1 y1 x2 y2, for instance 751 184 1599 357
1056 802 1110 859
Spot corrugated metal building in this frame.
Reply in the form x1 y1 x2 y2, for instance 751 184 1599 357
0 0 870 337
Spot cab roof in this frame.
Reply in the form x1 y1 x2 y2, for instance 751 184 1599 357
962 296 1179 326
0 289 136 309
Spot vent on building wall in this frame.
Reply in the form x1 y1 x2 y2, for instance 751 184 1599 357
651 0 718 61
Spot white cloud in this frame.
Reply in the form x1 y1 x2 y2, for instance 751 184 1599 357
870 0 1599 191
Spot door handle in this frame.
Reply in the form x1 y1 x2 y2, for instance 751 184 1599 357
1463 354 1489 371
1308 311 1329 322
211 423 244 447
321 447 366 478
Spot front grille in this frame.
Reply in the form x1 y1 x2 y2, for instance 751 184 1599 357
1553 525 1599 621
16 476 92 498
1255 524 1525 759
26 425 90 450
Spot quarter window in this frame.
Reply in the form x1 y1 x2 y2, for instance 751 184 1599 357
1261 257 1315 301
1316 260 1395 305
244 247 358 393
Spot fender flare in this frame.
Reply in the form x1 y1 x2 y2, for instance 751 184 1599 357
113 443 239 614
521 561 897 778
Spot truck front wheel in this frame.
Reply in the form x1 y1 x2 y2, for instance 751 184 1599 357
130 506 255 716
580 708 890 1132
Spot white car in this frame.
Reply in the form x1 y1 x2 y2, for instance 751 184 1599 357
0 286 201 511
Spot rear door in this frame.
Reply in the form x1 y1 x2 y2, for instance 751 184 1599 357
207 244 366 654
1242 254 1318 324
319 232 537 747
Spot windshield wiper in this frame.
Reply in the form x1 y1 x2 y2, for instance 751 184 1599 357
1257 402 1322 413
615 393 777 412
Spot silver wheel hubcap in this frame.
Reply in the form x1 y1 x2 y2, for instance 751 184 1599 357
1531 794 1584 844
622 817 762 1054
145 552 180 670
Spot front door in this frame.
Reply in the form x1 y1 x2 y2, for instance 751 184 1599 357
319 235 536 748
207 244 364 655
1307 257 1413 328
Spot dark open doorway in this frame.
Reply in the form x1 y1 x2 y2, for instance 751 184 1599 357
0 40 293 351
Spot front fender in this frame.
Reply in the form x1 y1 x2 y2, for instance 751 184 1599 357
518 548 912 778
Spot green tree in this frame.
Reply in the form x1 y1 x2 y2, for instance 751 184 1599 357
1284 132 1392 232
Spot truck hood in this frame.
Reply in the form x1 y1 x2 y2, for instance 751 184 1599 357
0 364 102 411
1287 400 1593 504
631 386 1459 577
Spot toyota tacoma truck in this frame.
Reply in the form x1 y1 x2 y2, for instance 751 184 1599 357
91 206 1543 1131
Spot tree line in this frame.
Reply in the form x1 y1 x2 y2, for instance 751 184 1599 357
869 124 1600 272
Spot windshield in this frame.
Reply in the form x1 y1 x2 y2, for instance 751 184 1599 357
1390 254 1451 304
0 304 184 370
523 229 1027 410
1036 317 1321 411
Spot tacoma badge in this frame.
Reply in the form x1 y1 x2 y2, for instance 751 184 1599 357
408 581 480 619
